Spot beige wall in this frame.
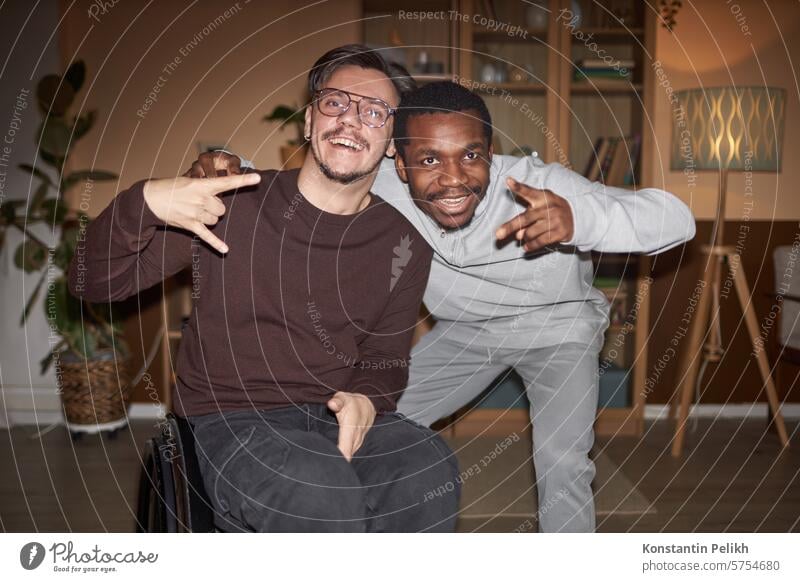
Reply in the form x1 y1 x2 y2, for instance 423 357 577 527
61 1 800 220
650 0 800 220
59 0 360 215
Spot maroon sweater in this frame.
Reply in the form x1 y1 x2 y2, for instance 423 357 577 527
68 169 432 417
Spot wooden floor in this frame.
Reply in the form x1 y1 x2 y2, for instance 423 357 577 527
1 417 798 532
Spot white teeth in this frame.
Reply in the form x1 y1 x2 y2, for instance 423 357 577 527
329 137 364 151
438 196 467 206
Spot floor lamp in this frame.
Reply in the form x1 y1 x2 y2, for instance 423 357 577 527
669 86 789 457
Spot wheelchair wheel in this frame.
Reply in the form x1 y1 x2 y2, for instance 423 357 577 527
135 439 167 532
135 414 217 533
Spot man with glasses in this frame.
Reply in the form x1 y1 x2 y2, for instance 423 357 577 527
68 45 459 532
192 71 695 533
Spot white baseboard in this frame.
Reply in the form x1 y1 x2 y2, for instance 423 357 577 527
644 403 800 420
1 384 167 427
2 391 799 427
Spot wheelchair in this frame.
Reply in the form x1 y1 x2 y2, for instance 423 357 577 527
135 412 219 532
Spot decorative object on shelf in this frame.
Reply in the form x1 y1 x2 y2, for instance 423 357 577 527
479 61 506 84
479 62 495 83
509 68 527 84
668 86 788 456
525 2 548 30
658 0 682 31
0 60 130 439
414 50 445 76
263 103 307 169
414 50 430 74
570 0 583 28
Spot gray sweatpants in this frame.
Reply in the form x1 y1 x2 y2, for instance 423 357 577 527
397 323 599 532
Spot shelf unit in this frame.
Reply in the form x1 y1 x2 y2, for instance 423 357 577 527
361 0 657 436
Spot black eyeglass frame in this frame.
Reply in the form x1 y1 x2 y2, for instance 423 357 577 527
312 87 396 128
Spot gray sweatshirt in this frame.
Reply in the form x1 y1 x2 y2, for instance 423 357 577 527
369 153 696 350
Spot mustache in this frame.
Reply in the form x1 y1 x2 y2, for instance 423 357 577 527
427 185 483 201
320 128 369 150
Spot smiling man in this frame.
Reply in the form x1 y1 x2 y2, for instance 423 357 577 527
68 46 460 533
199 79 695 533
383 82 695 533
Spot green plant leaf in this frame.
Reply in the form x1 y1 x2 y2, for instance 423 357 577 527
80 325 98 360
38 117 72 159
20 269 48 325
14 240 48 272
36 74 74 116
45 276 83 353
64 61 86 93
40 198 68 224
29 182 50 215
53 225 80 271
38 149 63 170
1 202 16 224
39 343 63 375
63 169 118 192
73 110 96 140
17 163 54 186
263 105 300 122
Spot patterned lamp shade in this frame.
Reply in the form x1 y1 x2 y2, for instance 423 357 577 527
670 86 785 172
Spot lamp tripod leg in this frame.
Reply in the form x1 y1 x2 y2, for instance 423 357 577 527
671 256 716 457
729 252 790 448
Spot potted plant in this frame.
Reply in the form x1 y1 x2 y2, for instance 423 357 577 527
0 60 129 439
263 104 307 169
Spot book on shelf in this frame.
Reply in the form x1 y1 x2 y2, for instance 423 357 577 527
594 276 624 289
574 58 635 81
583 134 641 187
579 58 636 69
573 67 632 82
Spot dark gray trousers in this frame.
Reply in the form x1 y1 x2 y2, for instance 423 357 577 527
188 404 460 532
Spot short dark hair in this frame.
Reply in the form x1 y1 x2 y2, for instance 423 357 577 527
307 44 414 102
386 61 418 95
393 81 493 157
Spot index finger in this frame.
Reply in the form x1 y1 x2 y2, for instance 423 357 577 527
204 172 261 196
506 177 546 205
496 210 531 240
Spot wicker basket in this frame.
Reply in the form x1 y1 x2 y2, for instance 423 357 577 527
58 349 132 427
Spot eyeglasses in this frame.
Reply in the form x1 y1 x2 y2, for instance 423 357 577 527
313 88 395 128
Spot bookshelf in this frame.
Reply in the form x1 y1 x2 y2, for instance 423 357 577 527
365 0 658 436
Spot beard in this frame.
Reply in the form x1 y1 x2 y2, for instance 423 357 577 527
309 125 385 185
313 151 381 185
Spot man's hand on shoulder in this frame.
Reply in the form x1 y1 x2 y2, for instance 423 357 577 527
495 177 575 253
184 151 245 178
327 391 377 462
142 173 261 254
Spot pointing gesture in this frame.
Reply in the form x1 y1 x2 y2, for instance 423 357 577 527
495 177 574 253
143 173 261 253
